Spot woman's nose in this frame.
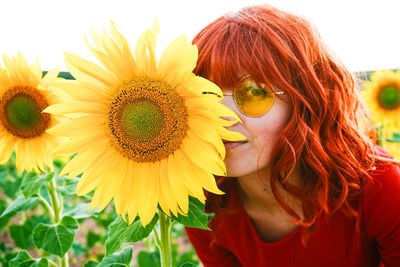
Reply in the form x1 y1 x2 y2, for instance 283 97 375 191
220 95 235 110
219 95 243 122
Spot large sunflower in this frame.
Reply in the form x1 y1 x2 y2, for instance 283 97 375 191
44 21 245 226
362 69 400 131
0 53 62 173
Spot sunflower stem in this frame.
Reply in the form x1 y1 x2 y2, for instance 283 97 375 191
46 171 68 267
47 177 61 223
38 195 55 221
61 252 68 267
156 210 172 267
153 226 161 248
376 124 386 148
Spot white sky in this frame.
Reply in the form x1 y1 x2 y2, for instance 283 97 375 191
0 0 398 72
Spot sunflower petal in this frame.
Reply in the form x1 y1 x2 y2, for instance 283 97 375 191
40 67 60 89
48 80 107 102
158 36 197 86
135 20 159 76
0 133 16 164
180 75 223 97
188 116 226 158
43 102 105 115
173 149 207 202
135 162 159 226
46 115 105 137
181 133 227 176
64 52 119 89
167 154 189 214
158 158 179 216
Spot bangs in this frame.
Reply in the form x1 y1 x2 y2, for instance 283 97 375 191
192 18 281 90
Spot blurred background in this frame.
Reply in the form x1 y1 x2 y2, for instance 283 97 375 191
0 0 399 72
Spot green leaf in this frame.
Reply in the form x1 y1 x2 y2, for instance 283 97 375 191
0 241 13 265
9 250 49 267
177 249 200 267
0 198 7 215
105 214 158 256
170 197 213 230
1 252 18 267
84 260 99 267
96 208 118 229
9 224 31 249
178 263 197 267
387 132 400 143
56 177 78 196
32 216 79 257
87 231 101 248
137 250 161 267
9 215 51 250
72 242 88 255
53 158 66 172
63 203 98 219
21 172 54 198
98 246 133 267
0 196 39 232
0 164 23 198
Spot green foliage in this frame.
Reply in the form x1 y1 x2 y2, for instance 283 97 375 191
72 242 89 256
33 216 79 257
0 199 8 216
8 250 49 267
137 242 200 267
96 208 118 229
0 196 39 232
137 250 161 267
105 214 159 256
0 160 23 198
9 215 51 249
97 246 133 267
1 155 204 266
21 172 54 198
84 260 99 267
170 197 213 230
176 249 200 267
87 231 101 248
9 224 31 249
0 242 16 267
387 132 400 143
56 177 79 196
52 158 66 172
63 203 98 219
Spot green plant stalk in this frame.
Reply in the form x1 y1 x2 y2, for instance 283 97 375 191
46 173 68 267
38 195 55 221
154 210 172 267
376 124 385 148
48 260 58 267
47 177 61 223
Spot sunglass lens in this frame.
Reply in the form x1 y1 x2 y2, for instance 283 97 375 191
234 79 275 117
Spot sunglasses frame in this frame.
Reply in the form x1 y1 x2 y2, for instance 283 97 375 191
223 75 285 117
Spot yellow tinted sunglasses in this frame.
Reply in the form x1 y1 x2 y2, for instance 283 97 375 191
223 75 284 117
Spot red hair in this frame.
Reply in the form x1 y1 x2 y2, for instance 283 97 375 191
193 5 396 233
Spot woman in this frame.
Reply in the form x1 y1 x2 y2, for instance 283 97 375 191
185 4 400 267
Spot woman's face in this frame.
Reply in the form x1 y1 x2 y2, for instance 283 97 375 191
220 91 290 178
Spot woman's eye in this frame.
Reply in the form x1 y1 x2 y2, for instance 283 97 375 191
247 86 266 97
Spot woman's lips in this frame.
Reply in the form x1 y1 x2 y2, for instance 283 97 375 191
223 141 246 150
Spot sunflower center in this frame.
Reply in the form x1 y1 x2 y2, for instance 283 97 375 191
108 77 188 162
120 100 165 141
0 86 50 138
378 86 400 109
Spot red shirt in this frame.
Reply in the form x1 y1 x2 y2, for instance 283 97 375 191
185 149 400 267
